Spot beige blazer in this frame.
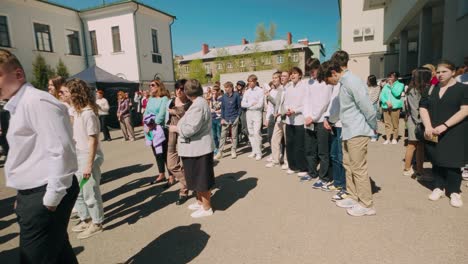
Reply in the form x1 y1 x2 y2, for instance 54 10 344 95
177 96 214 157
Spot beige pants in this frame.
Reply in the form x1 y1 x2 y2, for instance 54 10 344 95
119 116 135 140
167 150 187 194
342 136 373 208
383 109 400 140
271 121 286 164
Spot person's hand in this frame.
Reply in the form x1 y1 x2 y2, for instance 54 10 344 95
386 101 392 109
221 119 226 125
264 120 269 128
323 119 332 131
264 90 270 96
424 126 434 140
169 125 178 133
433 125 448 135
169 109 177 116
45 206 57 212
83 166 92 180
304 117 313 126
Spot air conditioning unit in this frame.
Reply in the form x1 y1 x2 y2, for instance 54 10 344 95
363 26 374 37
352 28 363 38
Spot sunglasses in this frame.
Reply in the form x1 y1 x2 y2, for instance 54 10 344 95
149 83 157 87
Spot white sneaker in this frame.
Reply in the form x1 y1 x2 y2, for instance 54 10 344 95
265 162 278 168
450 193 463 208
255 154 262 161
231 151 237 159
72 220 90 233
347 204 376 217
370 138 377 142
402 168 414 177
336 198 358 208
188 202 202 211
214 153 222 160
281 164 289 170
77 223 103 240
391 139 398 144
428 188 445 201
287 169 296 175
383 140 389 145
297 172 308 177
247 153 255 158
191 207 214 218
266 156 273 162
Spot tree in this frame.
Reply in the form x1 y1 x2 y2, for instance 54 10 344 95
255 22 277 43
31 54 55 90
279 45 299 72
188 59 207 84
56 58 69 79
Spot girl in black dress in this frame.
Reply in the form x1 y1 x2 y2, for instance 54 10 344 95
419 60 468 208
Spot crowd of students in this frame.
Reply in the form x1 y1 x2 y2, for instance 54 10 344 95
0 46 467 263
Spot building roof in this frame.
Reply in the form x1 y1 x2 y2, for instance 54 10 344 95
179 39 308 63
42 0 175 18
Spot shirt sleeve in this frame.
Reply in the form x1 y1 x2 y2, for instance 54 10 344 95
155 97 168 125
391 82 405 98
85 111 100 136
178 101 206 138
29 98 76 207
102 99 110 112
352 81 377 130
249 90 264 110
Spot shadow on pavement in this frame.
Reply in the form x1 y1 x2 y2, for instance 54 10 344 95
211 171 257 211
123 224 209 264
73 246 84 256
103 180 177 230
0 196 15 219
370 178 381 194
0 247 18 263
0 232 18 245
101 163 153 185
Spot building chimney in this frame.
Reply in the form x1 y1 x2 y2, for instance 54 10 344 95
242 38 249 45
299 38 309 46
287 32 292 45
202 43 209 55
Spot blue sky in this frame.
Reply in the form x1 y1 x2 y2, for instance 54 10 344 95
50 0 340 59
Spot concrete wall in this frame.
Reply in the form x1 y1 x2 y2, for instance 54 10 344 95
383 0 428 44
83 7 139 82
341 0 387 55
0 0 86 86
442 0 468 66
135 5 174 83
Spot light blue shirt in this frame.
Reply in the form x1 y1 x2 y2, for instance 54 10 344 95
339 71 377 140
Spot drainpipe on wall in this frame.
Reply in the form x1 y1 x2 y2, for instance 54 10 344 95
78 13 89 68
133 3 141 86
169 17 176 83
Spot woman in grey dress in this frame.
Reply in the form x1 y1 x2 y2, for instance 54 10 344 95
403 67 431 178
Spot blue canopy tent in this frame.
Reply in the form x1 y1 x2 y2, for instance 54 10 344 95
70 66 140 128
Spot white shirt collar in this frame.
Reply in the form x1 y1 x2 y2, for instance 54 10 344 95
4 82 28 114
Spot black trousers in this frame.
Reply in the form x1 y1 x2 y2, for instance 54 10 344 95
304 123 331 181
432 165 462 195
267 117 275 148
151 128 169 174
99 115 111 140
16 176 79 264
285 124 307 172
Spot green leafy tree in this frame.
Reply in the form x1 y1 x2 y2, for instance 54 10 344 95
188 59 207 84
31 54 55 90
255 22 277 43
56 59 69 79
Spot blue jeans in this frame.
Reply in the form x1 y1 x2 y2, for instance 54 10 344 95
330 127 345 189
212 118 221 149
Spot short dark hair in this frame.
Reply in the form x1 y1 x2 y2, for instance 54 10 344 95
387 71 400 79
321 60 342 79
306 58 320 72
175 79 187 89
184 79 203 97
290 67 303 77
367 75 377 86
248 74 258 81
331 50 349 67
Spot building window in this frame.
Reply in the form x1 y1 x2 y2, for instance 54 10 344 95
277 55 284 64
90 30 98 55
111 26 121 52
251 59 257 66
66 29 81 56
0 16 11 48
151 29 159 54
262 57 271 65
227 62 233 69
184 65 189 73
292 53 299 62
217 63 223 70
152 54 162 64
34 23 53 52
240 60 245 68
204 63 211 74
